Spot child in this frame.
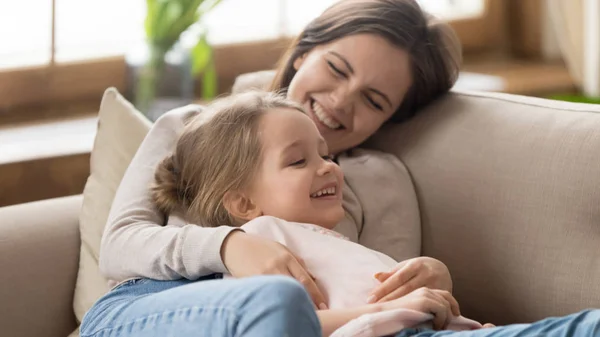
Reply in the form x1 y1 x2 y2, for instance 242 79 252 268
150 91 480 337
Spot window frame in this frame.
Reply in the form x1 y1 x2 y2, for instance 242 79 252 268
0 0 510 119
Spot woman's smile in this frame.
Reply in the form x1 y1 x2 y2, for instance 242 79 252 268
310 98 344 130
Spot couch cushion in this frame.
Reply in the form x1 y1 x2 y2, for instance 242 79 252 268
368 90 600 324
74 88 152 322
231 70 275 93
1 196 82 337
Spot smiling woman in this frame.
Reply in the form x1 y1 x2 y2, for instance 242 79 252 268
271 0 462 154
285 34 415 154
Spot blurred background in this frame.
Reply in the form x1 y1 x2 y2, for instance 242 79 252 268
0 0 598 206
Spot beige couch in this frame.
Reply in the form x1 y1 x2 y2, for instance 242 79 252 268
2 76 600 337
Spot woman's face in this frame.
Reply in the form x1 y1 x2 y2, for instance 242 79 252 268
287 33 413 154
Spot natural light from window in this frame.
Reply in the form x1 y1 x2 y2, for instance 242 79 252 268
0 0 485 69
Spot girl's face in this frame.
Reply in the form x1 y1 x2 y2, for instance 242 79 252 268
287 34 413 154
248 108 345 229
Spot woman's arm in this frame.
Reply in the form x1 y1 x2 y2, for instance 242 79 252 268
99 105 239 282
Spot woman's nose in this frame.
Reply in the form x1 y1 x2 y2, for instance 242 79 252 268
329 86 354 115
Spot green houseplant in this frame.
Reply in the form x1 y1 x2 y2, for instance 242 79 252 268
135 0 221 115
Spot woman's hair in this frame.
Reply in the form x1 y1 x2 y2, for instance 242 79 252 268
270 0 462 123
152 91 304 227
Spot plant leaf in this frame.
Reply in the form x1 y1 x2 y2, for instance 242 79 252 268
166 1 202 42
149 2 171 42
202 60 218 100
191 34 211 75
145 0 157 39
198 0 222 16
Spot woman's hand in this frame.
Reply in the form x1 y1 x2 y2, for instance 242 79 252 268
220 230 328 309
368 257 453 305
379 287 459 330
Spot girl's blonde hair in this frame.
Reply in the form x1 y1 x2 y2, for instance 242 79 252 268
152 91 304 227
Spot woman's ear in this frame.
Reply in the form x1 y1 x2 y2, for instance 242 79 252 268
293 53 307 71
223 190 262 221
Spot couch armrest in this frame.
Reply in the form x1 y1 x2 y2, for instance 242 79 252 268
0 195 82 337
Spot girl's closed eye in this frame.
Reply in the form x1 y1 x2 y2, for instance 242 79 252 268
289 158 306 167
322 155 334 162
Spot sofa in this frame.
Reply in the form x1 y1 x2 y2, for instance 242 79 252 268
2 71 600 337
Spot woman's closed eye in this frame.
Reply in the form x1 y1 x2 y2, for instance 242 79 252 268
327 59 383 111
365 94 383 111
327 61 347 78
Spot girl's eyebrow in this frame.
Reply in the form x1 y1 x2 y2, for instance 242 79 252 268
328 51 392 109
282 140 303 152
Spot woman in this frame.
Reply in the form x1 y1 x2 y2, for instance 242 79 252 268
85 0 461 336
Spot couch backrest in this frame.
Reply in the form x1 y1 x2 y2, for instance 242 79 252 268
368 90 600 324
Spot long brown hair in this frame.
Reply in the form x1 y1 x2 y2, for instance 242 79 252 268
152 91 304 227
270 0 462 123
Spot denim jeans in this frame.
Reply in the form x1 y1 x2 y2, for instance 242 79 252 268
80 274 321 337
395 309 600 337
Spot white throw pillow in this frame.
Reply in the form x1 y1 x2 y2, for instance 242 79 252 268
73 88 152 322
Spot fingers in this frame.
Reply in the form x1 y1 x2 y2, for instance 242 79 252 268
412 288 456 330
368 262 419 303
374 271 393 283
433 289 460 317
376 275 423 303
287 259 328 309
430 290 457 329
483 323 496 328
426 296 449 330
374 259 408 282
297 257 316 281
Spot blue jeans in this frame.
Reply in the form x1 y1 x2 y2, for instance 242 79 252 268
395 309 600 337
80 274 321 337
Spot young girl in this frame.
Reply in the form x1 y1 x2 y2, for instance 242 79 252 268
150 91 480 337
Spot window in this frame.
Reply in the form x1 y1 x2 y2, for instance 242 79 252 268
418 0 485 20
0 1 52 69
0 0 145 69
0 0 490 114
0 0 486 68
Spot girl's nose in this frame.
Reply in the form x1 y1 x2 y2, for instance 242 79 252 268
317 158 337 176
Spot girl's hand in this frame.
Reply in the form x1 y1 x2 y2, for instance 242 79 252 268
368 257 454 306
379 287 459 330
317 287 459 336
220 230 328 309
